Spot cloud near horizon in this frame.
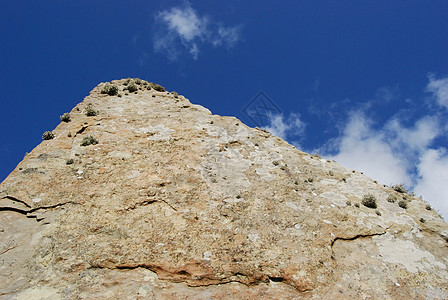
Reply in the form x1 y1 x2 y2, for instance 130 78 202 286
326 111 412 186
261 113 306 147
427 74 448 109
263 76 448 219
153 2 242 61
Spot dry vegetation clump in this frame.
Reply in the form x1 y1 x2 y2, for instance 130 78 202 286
362 194 377 209
101 83 119 96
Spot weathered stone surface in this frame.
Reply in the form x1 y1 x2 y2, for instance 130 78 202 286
1 78 447 299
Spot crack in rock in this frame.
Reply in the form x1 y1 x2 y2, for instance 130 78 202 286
0 196 76 220
89 262 313 292
75 125 88 136
330 227 390 258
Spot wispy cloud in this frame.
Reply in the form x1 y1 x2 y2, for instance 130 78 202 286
326 111 412 186
319 76 448 219
427 74 448 109
153 2 242 61
261 113 306 147
414 149 448 216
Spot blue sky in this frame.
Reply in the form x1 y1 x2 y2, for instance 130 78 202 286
1 1 448 218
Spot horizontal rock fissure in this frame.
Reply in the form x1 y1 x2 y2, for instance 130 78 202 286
268 276 285 282
2 196 31 208
92 263 309 291
0 197 76 220
331 228 390 249
125 199 177 212
125 200 157 210
0 207 31 216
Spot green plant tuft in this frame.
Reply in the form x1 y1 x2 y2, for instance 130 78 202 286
362 194 377 209
60 113 71 122
42 131 55 140
393 184 406 193
387 194 397 203
127 80 138 93
148 82 166 92
398 200 408 209
85 104 98 116
101 83 119 96
80 135 98 146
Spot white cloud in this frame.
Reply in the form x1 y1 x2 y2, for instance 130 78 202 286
214 25 241 47
414 148 448 219
326 111 411 186
319 75 448 219
262 113 306 143
427 74 448 109
385 116 440 153
259 75 448 219
159 5 206 42
154 3 242 60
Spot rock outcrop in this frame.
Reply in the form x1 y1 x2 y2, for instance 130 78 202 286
1 78 447 299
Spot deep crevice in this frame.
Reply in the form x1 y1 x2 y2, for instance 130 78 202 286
2 196 31 208
75 126 88 136
1 197 76 220
0 207 30 215
268 276 285 282
330 229 389 248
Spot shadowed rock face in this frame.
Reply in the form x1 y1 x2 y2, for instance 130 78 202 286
1 79 447 299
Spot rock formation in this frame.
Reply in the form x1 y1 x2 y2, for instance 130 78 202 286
1 78 447 299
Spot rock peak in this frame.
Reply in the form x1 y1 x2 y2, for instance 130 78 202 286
1 79 448 298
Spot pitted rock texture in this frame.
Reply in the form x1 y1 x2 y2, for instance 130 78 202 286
1 78 448 299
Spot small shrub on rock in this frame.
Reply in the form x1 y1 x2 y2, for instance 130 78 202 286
387 194 397 203
149 82 166 92
85 104 98 116
393 184 406 193
81 135 98 146
66 158 74 165
127 81 138 93
60 113 71 122
398 200 408 209
101 83 119 96
362 194 377 209
172 91 179 98
42 131 55 140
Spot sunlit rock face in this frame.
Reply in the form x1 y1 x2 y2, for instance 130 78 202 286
1 79 448 299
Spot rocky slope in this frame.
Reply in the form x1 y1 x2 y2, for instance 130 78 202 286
1 78 447 299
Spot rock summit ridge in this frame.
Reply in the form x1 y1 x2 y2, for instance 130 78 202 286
1 78 448 299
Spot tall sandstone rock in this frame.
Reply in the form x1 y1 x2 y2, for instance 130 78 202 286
1 79 447 299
